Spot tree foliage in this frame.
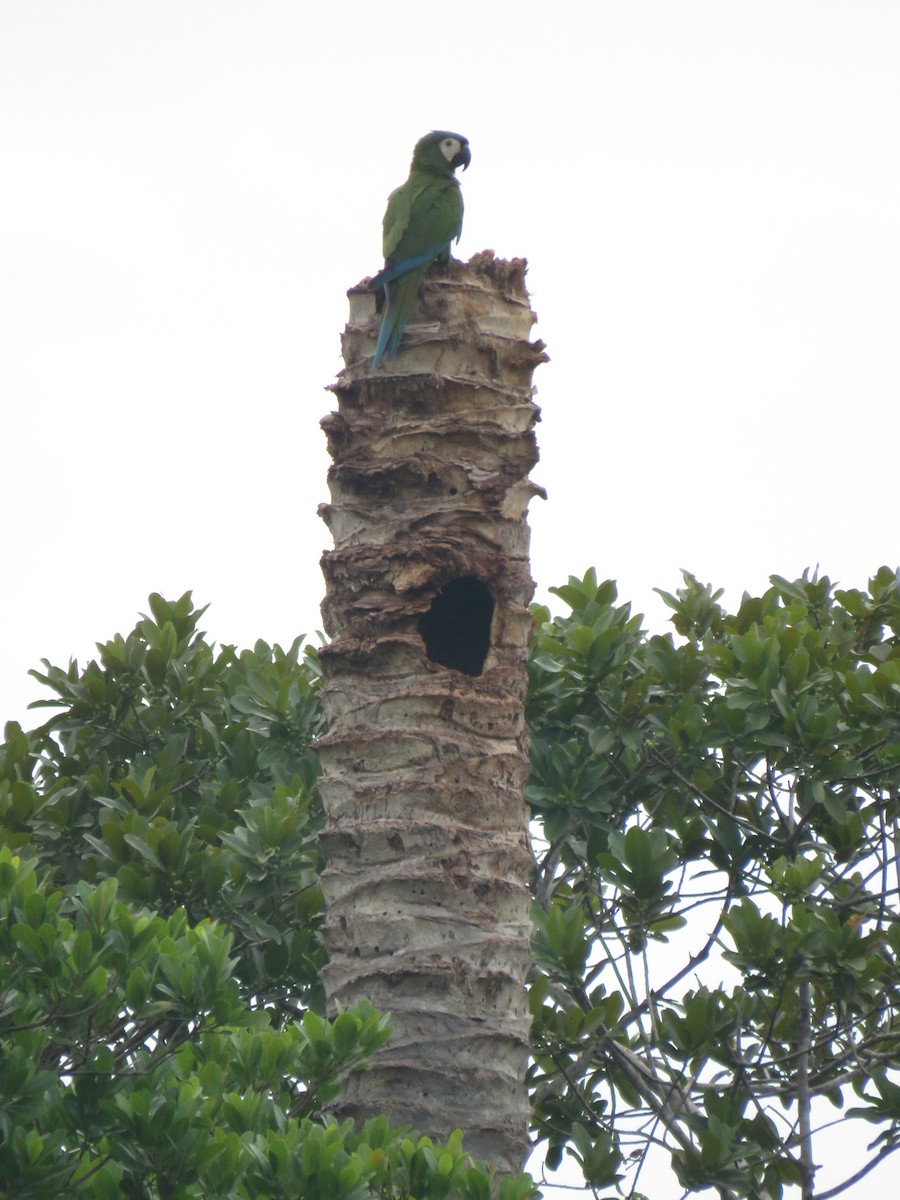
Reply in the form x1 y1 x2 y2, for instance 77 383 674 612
4 572 900 1198
527 567 900 1199
0 593 532 1200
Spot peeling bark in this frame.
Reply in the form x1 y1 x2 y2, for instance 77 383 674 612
317 253 546 1172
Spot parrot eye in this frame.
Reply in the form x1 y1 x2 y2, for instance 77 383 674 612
439 137 460 161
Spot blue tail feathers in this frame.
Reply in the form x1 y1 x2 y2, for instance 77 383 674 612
369 246 450 369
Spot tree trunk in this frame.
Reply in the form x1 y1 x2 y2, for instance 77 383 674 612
317 253 546 1173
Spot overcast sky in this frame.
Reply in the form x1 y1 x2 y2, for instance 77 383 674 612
4 1 899 730
2 5 899 1190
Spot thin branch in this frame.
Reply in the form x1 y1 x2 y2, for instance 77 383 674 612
815 1139 900 1200
795 977 815 1200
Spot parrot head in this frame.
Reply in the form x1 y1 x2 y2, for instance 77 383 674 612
411 130 471 175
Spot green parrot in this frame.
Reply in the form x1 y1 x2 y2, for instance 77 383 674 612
369 131 471 368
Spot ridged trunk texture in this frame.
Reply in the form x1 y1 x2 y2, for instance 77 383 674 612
317 252 546 1173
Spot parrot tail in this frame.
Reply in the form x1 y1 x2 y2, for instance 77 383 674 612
372 265 428 369
369 242 449 293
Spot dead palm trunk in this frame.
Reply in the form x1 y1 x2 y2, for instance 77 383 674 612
317 252 546 1173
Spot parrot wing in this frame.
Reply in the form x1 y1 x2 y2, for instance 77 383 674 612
382 181 416 260
385 175 463 264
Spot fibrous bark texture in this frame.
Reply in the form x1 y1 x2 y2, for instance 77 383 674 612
317 252 546 1173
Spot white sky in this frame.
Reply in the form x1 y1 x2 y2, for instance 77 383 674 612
3 1 899 729
2 3 900 1193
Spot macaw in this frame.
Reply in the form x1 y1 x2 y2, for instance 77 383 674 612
369 131 471 369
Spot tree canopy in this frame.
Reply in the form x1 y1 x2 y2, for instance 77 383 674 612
3 571 900 1198
527 567 900 1199
0 594 530 1200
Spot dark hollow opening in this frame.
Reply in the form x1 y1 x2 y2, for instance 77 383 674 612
419 577 494 677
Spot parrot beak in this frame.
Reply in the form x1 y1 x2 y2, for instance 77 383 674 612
455 142 471 172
